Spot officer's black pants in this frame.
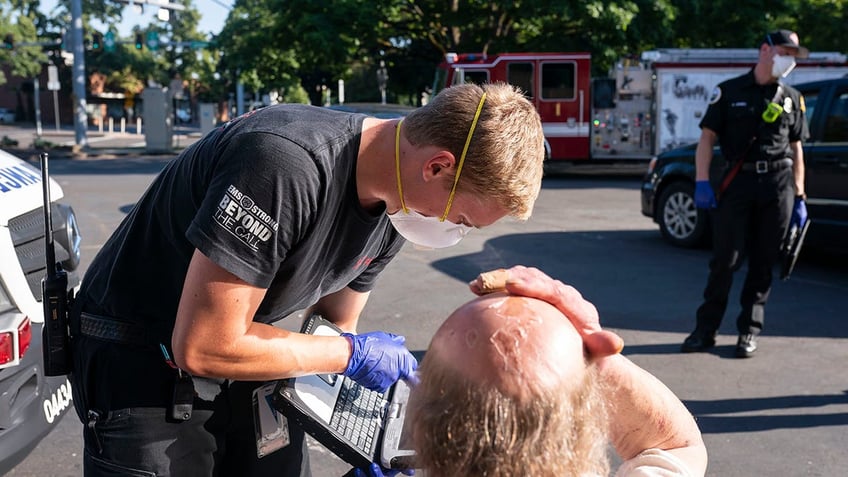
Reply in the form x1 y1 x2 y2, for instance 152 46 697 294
695 167 794 335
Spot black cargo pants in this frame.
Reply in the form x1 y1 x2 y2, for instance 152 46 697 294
695 165 794 335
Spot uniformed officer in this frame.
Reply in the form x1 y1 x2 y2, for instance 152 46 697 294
681 30 809 358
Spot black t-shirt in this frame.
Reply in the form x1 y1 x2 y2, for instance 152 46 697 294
80 104 404 332
700 69 808 162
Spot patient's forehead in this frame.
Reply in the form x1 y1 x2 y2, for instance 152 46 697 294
429 294 585 396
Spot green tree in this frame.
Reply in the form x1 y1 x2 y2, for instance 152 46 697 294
792 0 848 53
217 0 383 105
86 26 156 95
153 0 218 88
672 0 793 49
28 0 844 111
1 3 47 86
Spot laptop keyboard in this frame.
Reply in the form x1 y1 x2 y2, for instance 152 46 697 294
330 378 387 453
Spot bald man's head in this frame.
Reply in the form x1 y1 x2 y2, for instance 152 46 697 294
407 293 609 477
428 293 586 401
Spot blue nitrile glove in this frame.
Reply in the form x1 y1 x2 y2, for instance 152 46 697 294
342 332 418 393
694 180 717 209
353 463 415 477
791 197 808 229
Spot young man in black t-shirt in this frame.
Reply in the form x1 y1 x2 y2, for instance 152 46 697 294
69 82 546 476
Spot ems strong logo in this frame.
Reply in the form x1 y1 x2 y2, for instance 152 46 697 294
214 185 279 250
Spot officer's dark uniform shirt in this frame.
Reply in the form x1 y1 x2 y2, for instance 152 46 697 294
700 69 808 162
80 104 405 333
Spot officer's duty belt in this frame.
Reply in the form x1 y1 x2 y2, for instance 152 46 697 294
740 158 793 174
80 312 160 346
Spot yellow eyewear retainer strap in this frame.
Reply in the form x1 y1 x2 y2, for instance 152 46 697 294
441 92 487 222
395 118 408 213
394 91 487 218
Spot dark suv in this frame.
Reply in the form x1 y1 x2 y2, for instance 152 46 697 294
641 77 848 251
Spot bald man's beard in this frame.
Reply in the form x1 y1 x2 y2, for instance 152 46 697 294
408 361 609 477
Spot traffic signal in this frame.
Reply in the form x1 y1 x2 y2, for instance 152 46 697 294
2 34 13 50
146 31 159 51
92 32 102 50
104 31 115 52
135 33 143 50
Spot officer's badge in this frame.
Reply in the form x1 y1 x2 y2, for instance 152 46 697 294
799 95 806 113
783 97 793 113
708 86 722 105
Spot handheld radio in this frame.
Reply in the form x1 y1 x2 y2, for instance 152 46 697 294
40 152 73 376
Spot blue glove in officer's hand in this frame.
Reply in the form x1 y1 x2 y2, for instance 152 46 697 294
353 463 415 477
342 332 418 393
791 197 808 228
694 180 717 209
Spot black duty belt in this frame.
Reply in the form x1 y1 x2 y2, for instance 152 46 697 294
740 158 793 174
80 312 162 346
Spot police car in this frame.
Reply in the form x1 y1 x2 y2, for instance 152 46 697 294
0 148 80 473
641 77 848 252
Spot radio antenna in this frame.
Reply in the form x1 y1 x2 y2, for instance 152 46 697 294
41 152 57 273
40 151 72 376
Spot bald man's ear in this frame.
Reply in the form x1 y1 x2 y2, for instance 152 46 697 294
584 331 625 358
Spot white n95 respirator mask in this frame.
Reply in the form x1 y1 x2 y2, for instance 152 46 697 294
387 210 471 249
772 54 796 78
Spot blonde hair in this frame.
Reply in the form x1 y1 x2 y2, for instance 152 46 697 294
408 353 610 477
403 82 545 220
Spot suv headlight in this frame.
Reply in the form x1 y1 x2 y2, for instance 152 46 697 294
53 204 82 271
646 156 658 175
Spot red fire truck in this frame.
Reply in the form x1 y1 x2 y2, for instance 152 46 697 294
432 50 848 163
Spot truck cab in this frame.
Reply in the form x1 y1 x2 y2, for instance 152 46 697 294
0 149 80 473
434 52 592 161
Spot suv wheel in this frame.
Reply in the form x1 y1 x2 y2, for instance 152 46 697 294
657 181 709 248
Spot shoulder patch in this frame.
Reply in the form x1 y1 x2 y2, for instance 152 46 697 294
708 86 722 105
799 95 806 113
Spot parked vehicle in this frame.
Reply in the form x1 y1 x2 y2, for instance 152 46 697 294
0 148 81 473
641 77 848 252
433 50 848 164
175 108 191 124
0 108 15 123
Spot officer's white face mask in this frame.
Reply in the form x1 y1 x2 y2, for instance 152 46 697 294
772 54 796 78
389 93 487 249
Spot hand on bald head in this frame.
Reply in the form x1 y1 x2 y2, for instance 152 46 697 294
410 293 610 477
470 266 624 357
428 292 586 400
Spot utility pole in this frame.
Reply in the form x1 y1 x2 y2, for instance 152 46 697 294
66 0 187 150
70 0 87 149
33 76 43 138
